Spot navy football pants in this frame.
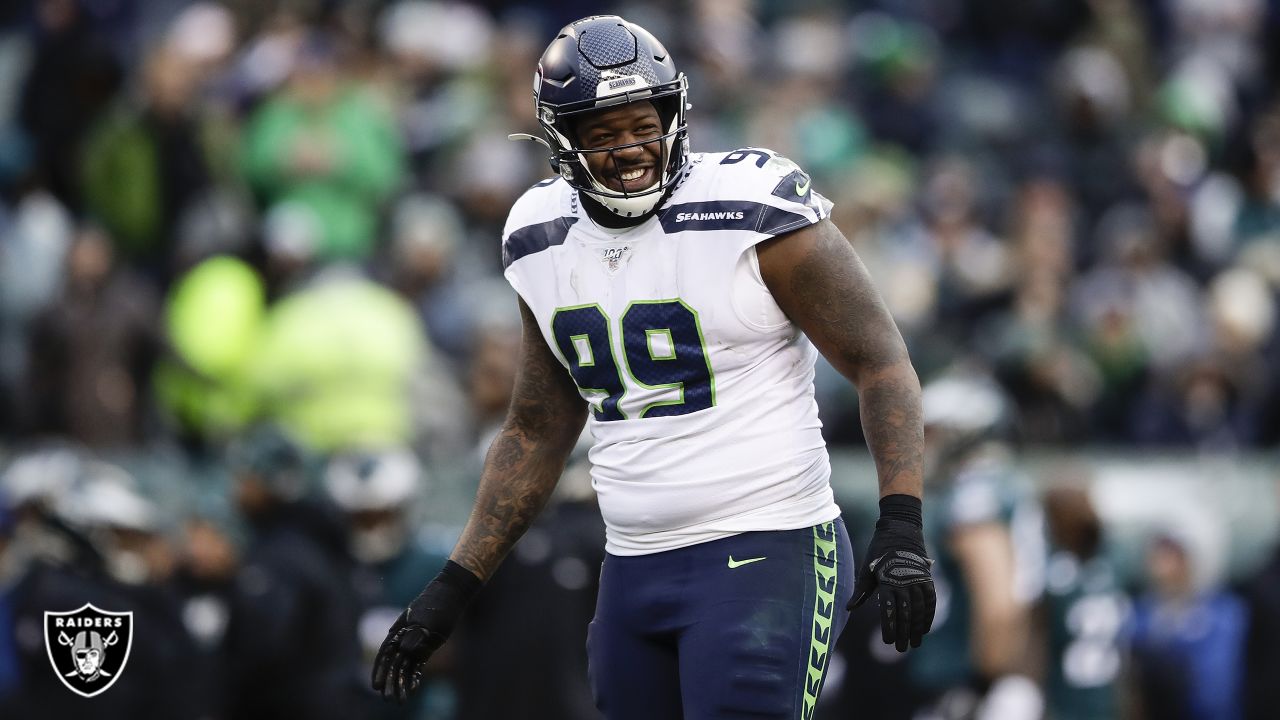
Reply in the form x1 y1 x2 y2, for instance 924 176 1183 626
587 519 855 720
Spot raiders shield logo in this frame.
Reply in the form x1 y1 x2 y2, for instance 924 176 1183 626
44 604 134 697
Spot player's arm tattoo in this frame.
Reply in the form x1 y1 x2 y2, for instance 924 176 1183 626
758 218 924 499
450 299 587 580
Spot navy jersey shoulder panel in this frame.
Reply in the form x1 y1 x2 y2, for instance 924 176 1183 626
771 168 823 211
502 216 579 268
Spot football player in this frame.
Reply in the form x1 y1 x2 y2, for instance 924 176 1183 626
373 15 935 717
1040 483 1128 720
907 374 1044 720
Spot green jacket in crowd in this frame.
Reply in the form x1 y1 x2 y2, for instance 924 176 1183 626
81 104 238 265
241 87 404 261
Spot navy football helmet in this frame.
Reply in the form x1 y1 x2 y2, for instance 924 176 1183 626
523 16 689 219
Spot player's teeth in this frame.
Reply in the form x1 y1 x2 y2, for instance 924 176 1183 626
621 169 644 181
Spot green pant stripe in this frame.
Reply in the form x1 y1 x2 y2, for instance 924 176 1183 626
802 521 838 719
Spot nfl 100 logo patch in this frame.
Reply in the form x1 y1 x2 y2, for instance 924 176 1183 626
44 603 134 697
597 245 632 275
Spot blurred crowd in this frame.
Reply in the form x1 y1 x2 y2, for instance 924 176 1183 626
825 373 1279 720
0 0 1279 718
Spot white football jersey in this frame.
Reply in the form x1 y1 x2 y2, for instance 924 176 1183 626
502 148 841 555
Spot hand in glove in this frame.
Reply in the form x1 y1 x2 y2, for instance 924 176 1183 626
849 494 936 652
372 560 482 702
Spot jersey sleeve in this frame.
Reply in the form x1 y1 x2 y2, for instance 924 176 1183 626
500 178 570 301
713 148 834 243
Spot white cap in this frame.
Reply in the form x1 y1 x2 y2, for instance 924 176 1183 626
56 463 159 533
1 447 82 507
922 375 1008 434
324 449 423 511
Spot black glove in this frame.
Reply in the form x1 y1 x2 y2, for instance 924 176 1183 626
371 560 482 702
849 494 936 652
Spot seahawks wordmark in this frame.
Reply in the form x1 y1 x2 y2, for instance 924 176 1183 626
44 604 133 697
673 211 745 222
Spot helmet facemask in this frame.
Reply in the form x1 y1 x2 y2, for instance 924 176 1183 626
537 76 689 219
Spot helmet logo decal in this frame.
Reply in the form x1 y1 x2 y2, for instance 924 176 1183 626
45 604 134 697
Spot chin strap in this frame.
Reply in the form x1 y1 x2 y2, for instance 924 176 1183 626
579 191 648 229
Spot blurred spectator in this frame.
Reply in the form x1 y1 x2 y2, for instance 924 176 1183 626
1241 474 1280 720
80 39 235 285
1050 44 1141 225
241 30 404 262
223 6 308 105
1233 111 1280 254
1127 522 1247 720
985 177 1102 443
1130 129 1227 281
1038 482 1128 720
54 461 176 587
250 258 429 452
324 447 450 719
464 308 521 456
170 513 238 718
446 124 542 262
1129 354 1257 450
911 156 1015 344
19 225 161 448
1072 204 1205 371
161 3 238 83
0 189 73 431
384 192 473 358
1071 203 1209 442
851 12 941 156
153 254 265 447
378 0 495 173
0 443 85 568
378 192 480 460
827 151 928 331
17 0 123 210
5 460 204 719
744 14 864 186
222 424 363 720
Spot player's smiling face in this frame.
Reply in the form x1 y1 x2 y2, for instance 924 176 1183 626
575 101 664 194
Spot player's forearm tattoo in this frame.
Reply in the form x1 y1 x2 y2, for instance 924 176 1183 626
451 311 586 580
787 222 924 498
855 365 925 497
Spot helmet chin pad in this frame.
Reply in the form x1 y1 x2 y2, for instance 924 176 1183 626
587 180 663 217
